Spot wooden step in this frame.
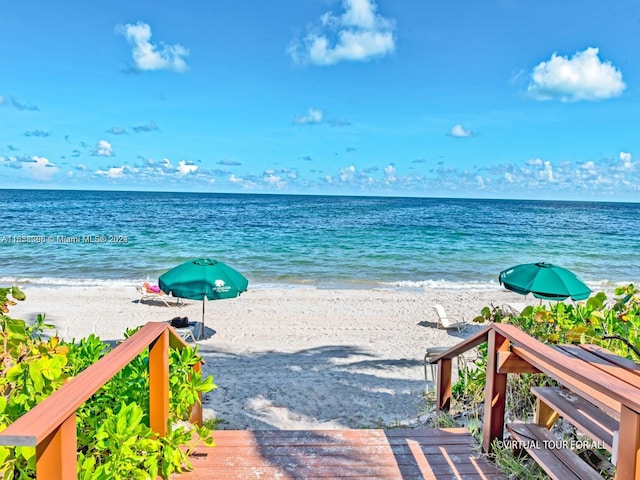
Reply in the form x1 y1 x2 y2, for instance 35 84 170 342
531 386 618 451
178 428 507 479
506 423 603 480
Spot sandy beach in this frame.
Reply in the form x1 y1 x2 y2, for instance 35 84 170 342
10 285 539 430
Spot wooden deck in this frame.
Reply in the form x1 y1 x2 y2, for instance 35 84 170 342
177 427 506 479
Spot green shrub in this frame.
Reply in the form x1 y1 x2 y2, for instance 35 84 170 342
0 286 216 479
453 285 640 479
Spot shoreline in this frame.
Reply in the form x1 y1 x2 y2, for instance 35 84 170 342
0 275 627 292
6 284 613 430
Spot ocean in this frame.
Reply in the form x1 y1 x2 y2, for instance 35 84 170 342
1 189 638 290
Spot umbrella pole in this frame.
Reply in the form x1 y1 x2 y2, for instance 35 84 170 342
201 299 205 340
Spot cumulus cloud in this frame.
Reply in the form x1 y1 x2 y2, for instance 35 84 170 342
264 171 286 188
116 22 188 72
93 140 114 157
383 164 396 183
536 161 554 182
619 151 633 171
339 165 357 182
449 124 473 137
176 160 198 175
528 47 625 102
96 166 125 179
293 108 324 125
580 161 597 171
289 0 396 66
24 156 58 180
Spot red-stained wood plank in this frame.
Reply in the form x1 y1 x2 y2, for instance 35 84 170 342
494 323 640 413
580 344 640 376
0 322 189 447
176 428 506 480
558 345 640 389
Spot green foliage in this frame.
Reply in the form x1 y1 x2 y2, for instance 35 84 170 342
0 286 25 314
456 285 640 479
474 284 640 359
490 439 548 480
452 343 487 403
0 286 217 479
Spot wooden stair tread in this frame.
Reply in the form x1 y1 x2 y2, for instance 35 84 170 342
177 428 507 479
506 423 603 480
531 386 618 451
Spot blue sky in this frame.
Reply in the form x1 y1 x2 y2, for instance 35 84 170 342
1 0 639 200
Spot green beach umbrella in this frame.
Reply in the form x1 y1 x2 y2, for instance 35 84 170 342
499 262 591 301
159 258 248 336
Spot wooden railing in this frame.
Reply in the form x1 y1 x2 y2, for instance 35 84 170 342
427 322 640 480
0 322 203 480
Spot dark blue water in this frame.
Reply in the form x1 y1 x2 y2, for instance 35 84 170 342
0 189 638 288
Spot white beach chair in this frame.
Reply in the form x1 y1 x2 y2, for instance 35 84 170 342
432 304 465 331
168 318 200 342
503 302 526 317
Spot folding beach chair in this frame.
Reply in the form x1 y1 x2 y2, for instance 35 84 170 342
137 283 182 308
432 304 465 331
169 317 200 342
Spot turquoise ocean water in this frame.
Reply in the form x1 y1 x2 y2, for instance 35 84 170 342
1 189 638 290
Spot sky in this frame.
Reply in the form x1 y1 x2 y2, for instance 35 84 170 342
1 0 639 201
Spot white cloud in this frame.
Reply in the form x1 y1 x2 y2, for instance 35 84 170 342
449 124 472 137
293 108 324 125
229 174 258 189
24 156 58 180
580 161 597 171
177 160 198 175
289 0 396 66
117 22 188 72
264 173 285 187
536 161 554 182
383 164 396 183
96 166 125 179
620 151 633 171
528 47 625 102
93 140 114 157
339 165 356 181
527 158 543 166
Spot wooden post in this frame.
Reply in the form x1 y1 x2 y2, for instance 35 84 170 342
436 358 453 412
190 360 203 426
149 329 170 437
482 330 509 454
616 405 640 479
534 397 559 429
36 412 77 480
